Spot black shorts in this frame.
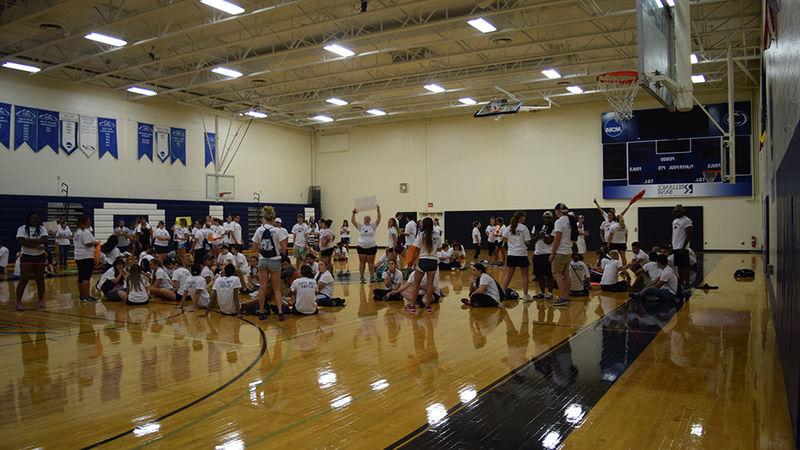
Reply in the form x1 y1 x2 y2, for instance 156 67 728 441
506 255 530 267
321 248 334 257
20 253 47 266
496 242 506 250
533 254 552 278
673 249 691 268
487 242 497 254
155 245 170 254
418 258 438 272
341 237 350 245
610 242 627 252
357 246 378 256
76 258 95 282
117 245 130 253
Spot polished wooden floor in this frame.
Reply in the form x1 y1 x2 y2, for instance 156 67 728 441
0 252 793 449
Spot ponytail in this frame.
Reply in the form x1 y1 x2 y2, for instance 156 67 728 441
421 217 434 253
509 211 524 235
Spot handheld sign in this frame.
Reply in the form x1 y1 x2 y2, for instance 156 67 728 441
354 196 377 212
629 189 646 204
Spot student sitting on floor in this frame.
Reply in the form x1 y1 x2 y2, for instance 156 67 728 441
96 257 128 302
243 255 260 294
568 253 591 296
630 254 681 303
201 254 216 284
631 257 663 292
100 236 126 270
373 247 396 279
208 264 242 317
125 264 150 305
181 263 211 311
589 249 611 283
216 245 236 269
392 270 442 307
315 260 345 306
333 241 348 262
450 240 467 269
305 253 319 276
461 263 502 307
287 264 319 315
629 241 649 271
373 260 404 300
150 257 178 301
171 258 192 302
437 242 454 270
600 250 630 292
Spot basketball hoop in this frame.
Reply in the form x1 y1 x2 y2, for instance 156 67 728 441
701 169 720 183
597 71 639 121
218 191 232 201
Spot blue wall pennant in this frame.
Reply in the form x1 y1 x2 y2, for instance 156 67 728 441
14 105 38 151
0 103 10 150
204 132 216 167
98 118 118 159
137 122 153 160
37 109 59 153
170 127 186 165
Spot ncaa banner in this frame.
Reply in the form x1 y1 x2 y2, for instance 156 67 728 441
60 112 79 154
170 127 186 165
37 109 59 153
98 118 118 159
0 102 10 150
204 132 216 167
137 122 153 160
155 126 170 162
79 115 98 157
14 105 37 151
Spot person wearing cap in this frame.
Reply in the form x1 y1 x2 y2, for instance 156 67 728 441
671 204 693 291
531 211 555 300
275 217 283 228
550 203 577 307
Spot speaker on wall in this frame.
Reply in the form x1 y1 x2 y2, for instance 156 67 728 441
308 185 321 217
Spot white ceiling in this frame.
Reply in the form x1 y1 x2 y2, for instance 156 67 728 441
0 0 762 128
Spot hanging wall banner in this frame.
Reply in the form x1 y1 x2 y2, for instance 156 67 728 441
79 115 98 157
37 109 59 153
155 126 170 162
0 102 10 150
14 105 38 151
98 118 118 159
137 122 153 160
60 112 79 155
170 127 186 165
204 132 216 167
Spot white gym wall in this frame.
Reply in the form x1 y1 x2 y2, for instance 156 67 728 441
0 72 312 203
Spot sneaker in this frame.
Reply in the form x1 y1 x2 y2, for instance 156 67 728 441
461 298 471 306
360 276 367 284
87 295 99 302
278 313 286 322
523 294 533 302
334 298 346 306
425 305 433 312
370 276 379 283
258 309 267 321
552 297 571 307
403 304 416 313
533 293 544 299
80 296 89 303
544 292 553 300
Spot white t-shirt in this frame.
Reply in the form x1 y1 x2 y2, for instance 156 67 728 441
232 221 243 245
607 221 627 244
154 267 173 290
291 277 318 314
209 224 225 246
201 266 214 281
101 247 122 266
125 276 150 304
672 216 693 250
631 250 650 266
532 224 553 255
217 252 236 267
569 261 590 288
154 228 171 247
433 224 443 237
478 273 500 302
16 225 48 256
139 252 155 264
600 220 612 241
502 224 531 257
485 225 497 243
658 265 679 294
358 223 378 248
598 257 611 270
601 259 622 285
404 221 417 248
316 270 335 298
174 226 189 243
172 267 192 292
192 227 205 250
96 267 119 291
292 223 310 248
213 276 242 314
642 261 662 280
223 221 234 244
0 246 8 267
436 248 453 264
388 227 399 248
186 275 211 306
472 227 481 244
414 230 442 259
252 224 288 260
55 226 73 245
233 252 249 272
497 225 507 242
340 226 350 239
408 271 441 296
114 227 131 247
319 228 335 250
553 216 573 255
383 269 404 290
73 228 96 260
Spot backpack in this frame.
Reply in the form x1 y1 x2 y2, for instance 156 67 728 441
259 225 279 258
734 269 755 278
495 279 507 300
504 288 519 300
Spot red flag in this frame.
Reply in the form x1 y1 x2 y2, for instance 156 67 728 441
629 189 646 204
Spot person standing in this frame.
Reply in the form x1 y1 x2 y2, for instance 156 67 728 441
318 219 336 268
550 203 577 307
352 206 382 283
387 217 400 253
15 213 49 310
73 215 100 303
232 214 244 251
576 214 588 256
532 211 555 299
153 221 171 261
409 217 441 312
671 204 693 291
173 218 190 263
403 214 417 256
485 217 498 266
54 218 73 272
114 220 132 253
191 219 207 264
471 221 482 261
252 206 289 321
501 211 532 300
340 220 351 247
0 240 8 281
291 214 310 269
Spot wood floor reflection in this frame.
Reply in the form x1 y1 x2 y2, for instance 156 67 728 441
0 253 793 449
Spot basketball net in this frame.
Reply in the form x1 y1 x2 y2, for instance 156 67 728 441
597 71 639 121
702 169 720 183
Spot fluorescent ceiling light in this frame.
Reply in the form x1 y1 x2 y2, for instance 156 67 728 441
424 83 445 93
127 86 157 96
85 32 127 47
200 0 244 15
541 69 561 79
691 74 706 83
245 111 267 118
324 44 355 57
310 115 334 123
665 0 675 6
566 85 584 94
690 53 699 64
2 61 41 73
467 18 497 33
211 67 243 78
458 97 477 105
655 0 664 7
326 97 348 106
366 109 386 116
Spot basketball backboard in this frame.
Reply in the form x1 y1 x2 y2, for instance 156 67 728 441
637 0 693 112
206 174 235 200
474 98 522 118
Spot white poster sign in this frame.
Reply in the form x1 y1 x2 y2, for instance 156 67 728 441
79 115 98 157
354 196 377 212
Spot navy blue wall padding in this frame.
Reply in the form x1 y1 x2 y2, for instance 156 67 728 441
444 208 604 253
0 194 314 257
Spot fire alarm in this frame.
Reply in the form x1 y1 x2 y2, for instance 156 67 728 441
399 183 408 193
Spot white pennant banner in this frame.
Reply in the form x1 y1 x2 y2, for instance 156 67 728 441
60 112 79 155
155 126 170 162
79 115 98 157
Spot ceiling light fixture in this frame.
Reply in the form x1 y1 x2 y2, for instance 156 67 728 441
690 53 699 64
324 44 355 57
245 111 267 118
200 0 244 15
84 32 127 47
467 18 497 33
127 86 157 96
541 69 561 79
310 115 334 123
458 97 477 105
424 83 445 93
211 67 243 78
326 98 348 106
366 109 386 116
665 0 676 6
566 85 584 94
2 61 41 73
691 74 706 83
